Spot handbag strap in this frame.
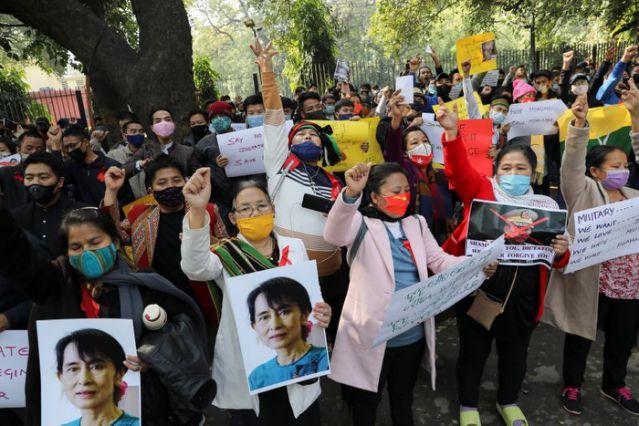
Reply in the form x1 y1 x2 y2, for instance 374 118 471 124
498 267 519 313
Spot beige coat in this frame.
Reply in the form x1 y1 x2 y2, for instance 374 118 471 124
543 124 639 340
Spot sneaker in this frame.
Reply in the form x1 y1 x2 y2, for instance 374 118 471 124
601 387 639 415
561 387 583 415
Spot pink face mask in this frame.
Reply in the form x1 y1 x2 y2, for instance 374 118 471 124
152 121 175 138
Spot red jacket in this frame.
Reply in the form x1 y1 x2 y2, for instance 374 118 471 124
441 133 569 321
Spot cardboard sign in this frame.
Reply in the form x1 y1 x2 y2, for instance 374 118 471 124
466 200 567 268
458 119 494 177
0 331 28 408
504 99 568 140
218 121 294 177
226 261 330 394
565 197 639 273
374 236 504 346
420 113 445 164
432 92 487 120
334 59 350 82
395 75 414 105
456 32 497 75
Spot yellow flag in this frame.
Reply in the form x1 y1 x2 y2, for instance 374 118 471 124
557 104 632 154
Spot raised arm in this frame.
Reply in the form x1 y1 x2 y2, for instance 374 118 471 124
436 100 484 203
590 47 615 96
560 94 591 209
461 61 481 119
596 46 637 104
383 90 408 164
621 79 639 162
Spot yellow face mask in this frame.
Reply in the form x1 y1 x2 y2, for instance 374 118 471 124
235 213 274 240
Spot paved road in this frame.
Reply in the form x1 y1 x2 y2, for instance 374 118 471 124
206 316 639 425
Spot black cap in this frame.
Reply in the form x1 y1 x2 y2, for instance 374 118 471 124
435 72 450 81
569 73 590 85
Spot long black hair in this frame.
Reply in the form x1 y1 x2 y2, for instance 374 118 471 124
56 328 127 403
59 208 121 254
585 145 627 178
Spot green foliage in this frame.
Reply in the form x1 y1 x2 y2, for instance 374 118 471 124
193 56 221 103
0 66 49 122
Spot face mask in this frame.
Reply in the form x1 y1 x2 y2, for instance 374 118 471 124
27 183 58 204
246 114 264 128
153 186 185 208
407 144 433 168
284 114 292 121
518 95 536 103
69 147 86 163
0 151 10 159
601 169 629 190
337 113 353 121
323 105 335 115
305 111 326 120
499 174 531 196
290 141 323 162
436 85 451 99
126 134 145 148
69 242 117 280
190 124 209 142
209 116 231 133
427 84 437 96
235 213 274 241
152 121 175 138
572 84 588 96
490 110 507 125
379 192 410 217
536 84 549 94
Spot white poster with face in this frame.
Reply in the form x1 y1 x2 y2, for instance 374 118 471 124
36 319 141 426
226 260 330 395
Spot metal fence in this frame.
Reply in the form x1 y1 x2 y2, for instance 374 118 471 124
0 88 91 126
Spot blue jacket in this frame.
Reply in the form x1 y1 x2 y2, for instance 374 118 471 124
596 60 629 105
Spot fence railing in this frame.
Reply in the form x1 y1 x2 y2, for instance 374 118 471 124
0 88 90 126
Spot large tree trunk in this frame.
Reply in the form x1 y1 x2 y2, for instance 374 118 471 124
0 0 196 143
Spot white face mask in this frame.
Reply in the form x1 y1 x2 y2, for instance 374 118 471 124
572 84 588 96
407 143 432 157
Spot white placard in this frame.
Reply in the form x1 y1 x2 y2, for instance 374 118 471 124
37 319 141 426
420 113 445 164
425 45 433 55
374 236 504 346
565 197 639 273
0 153 21 168
481 70 500 87
504 99 567 140
218 121 294 177
334 59 350 82
230 123 248 131
226 261 330 395
0 330 28 408
395 75 414 105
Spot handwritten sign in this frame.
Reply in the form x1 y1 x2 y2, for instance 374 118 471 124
458 119 494 177
420 114 445 164
310 118 385 173
565 197 639 273
374 236 504 346
218 121 294 177
504 100 567 140
481 70 500 87
395 76 414 105
432 92 487 120
466 200 567 268
0 331 29 408
0 153 21 168
456 32 497 75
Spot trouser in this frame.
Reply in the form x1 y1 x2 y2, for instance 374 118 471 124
344 338 425 426
563 294 639 390
229 387 321 426
456 311 533 407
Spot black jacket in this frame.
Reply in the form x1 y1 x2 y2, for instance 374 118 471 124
0 164 29 209
0 204 214 425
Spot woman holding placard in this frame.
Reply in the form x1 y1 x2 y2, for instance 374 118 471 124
0 205 214 425
436 99 569 426
180 168 331 426
544 88 639 417
323 161 498 425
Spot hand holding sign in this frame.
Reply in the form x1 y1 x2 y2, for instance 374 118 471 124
435 98 459 139
395 76 414 105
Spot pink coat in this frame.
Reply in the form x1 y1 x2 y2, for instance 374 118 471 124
323 191 463 392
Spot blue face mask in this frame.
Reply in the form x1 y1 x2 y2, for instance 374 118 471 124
290 141 323 162
69 243 117 280
490 110 507 125
337 113 353 121
427 84 437 96
209 116 232 133
246 114 264 128
499 174 531 196
126 134 145 148
323 105 335 115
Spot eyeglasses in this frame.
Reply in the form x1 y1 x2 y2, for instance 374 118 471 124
233 203 272 218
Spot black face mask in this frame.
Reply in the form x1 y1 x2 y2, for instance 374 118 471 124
27 183 58 204
304 111 326 120
191 124 209 142
153 186 185 208
69 147 86 163
436 85 451 102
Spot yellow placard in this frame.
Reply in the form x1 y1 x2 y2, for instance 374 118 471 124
309 118 385 173
432 93 487 120
456 32 497 75
122 193 156 217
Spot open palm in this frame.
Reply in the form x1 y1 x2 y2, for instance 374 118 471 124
250 38 278 73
